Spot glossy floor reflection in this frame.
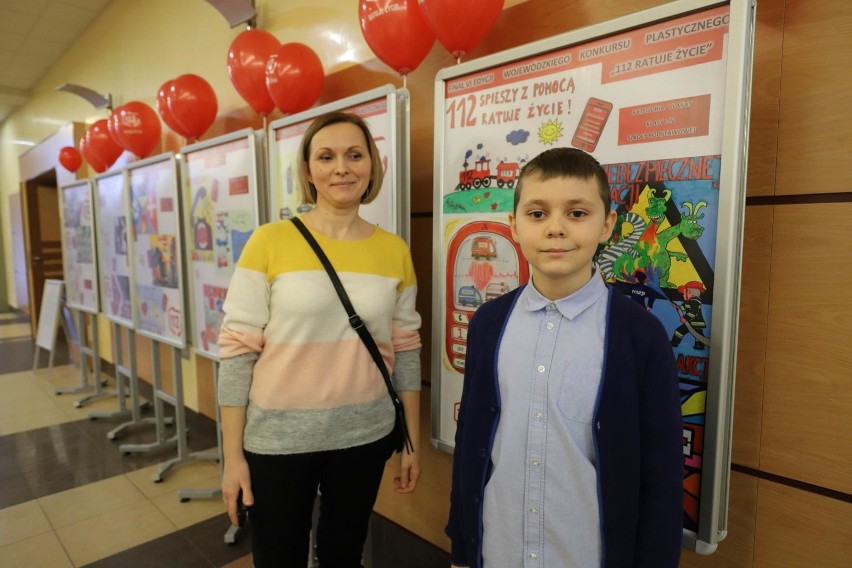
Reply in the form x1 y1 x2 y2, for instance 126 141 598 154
0 312 450 567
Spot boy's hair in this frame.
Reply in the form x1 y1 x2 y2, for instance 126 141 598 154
513 147 611 213
297 111 384 205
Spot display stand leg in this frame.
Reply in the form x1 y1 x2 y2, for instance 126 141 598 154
151 345 213 482
179 359 222 501
119 340 179 456
75 312 120 412
107 326 172 441
55 310 95 395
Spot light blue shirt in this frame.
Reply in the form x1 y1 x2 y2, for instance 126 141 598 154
482 274 608 568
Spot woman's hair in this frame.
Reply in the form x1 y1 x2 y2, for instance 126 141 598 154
297 111 384 205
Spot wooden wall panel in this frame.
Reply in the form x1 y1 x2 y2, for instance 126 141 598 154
410 216 433 383
745 0 784 197
731 206 773 468
195 354 215 418
754 480 852 567
776 0 852 194
761 203 852 493
680 471 758 568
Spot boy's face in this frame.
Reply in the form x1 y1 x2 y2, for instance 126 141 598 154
509 174 616 299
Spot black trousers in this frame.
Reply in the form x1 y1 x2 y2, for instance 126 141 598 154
245 433 394 568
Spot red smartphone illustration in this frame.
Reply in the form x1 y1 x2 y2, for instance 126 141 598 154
572 97 614 152
445 221 529 374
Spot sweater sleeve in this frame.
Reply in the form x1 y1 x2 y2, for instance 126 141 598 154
390 244 421 353
218 226 271 359
217 351 258 406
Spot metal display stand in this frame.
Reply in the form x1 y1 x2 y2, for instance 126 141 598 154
178 360 222 502
54 309 106 398
106 324 171 441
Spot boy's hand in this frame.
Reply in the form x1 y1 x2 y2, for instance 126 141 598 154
394 447 421 493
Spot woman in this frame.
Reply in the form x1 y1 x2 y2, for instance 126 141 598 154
218 111 422 567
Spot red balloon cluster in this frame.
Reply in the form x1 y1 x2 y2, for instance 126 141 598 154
58 146 82 173
359 0 435 77
227 30 324 116
419 0 505 59
156 74 218 140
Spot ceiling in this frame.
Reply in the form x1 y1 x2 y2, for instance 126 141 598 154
0 0 113 126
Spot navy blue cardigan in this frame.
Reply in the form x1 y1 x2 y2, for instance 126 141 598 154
446 285 683 568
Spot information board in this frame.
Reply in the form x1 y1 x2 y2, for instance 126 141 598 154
180 129 262 361
93 171 134 327
59 180 99 313
431 0 755 551
35 279 64 351
126 153 187 348
268 84 410 240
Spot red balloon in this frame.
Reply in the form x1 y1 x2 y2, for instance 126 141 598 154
418 0 504 59
265 43 324 114
228 29 280 115
168 74 218 139
80 137 107 173
107 107 125 147
115 101 162 158
86 119 123 168
157 80 190 137
359 0 435 76
58 146 83 173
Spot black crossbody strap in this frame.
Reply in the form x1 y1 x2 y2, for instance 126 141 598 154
290 217 413 452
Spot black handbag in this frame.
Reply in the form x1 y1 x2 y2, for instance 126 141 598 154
290 217 413 454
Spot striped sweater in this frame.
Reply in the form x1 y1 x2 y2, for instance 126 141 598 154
217 219 421 455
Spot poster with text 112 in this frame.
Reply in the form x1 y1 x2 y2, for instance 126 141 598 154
435 3 736 538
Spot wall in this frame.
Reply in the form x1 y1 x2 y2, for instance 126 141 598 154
0 0 849 566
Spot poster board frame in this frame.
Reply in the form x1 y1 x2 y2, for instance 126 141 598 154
430 0 755 551
125 152 187 349
267 84 411 241
93 169 134 328
179 128 263 361
58 179 99 314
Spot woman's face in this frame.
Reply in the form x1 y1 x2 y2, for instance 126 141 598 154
307 122 373 210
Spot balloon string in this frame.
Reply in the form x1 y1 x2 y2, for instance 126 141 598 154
402 74 408 89
263 115 268 131
457 56 462 65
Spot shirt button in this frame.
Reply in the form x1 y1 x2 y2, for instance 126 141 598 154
529 552 538 560
537 365 545 373
531 460 541 467
546 322 554 330
529 507 538 514
548 302 556 310
533 412 543 421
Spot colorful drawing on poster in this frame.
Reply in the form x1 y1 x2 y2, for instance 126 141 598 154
444 221 530 373
137 284 165 334
108 274 132 320
598 155 719 532
190 177 218 262
443 144 531 215
147 235 179 288
200 284 228 351
212 209 255 272
114 217 127 255
132 179 159 235
75 226 93 263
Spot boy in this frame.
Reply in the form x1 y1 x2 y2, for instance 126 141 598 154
446 148 683 568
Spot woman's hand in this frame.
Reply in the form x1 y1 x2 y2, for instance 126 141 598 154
394 446 421 493
222 456 253 527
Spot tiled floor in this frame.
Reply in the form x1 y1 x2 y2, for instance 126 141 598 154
0 311 451 567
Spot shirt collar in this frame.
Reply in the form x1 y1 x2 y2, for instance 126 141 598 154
520 271 608 320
